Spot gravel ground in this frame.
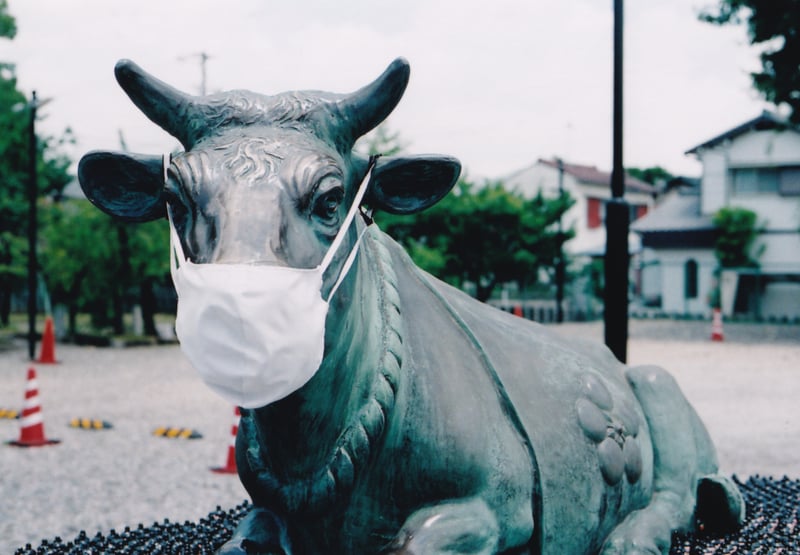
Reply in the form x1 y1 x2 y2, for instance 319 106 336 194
0 342 248 553
0 319 798 553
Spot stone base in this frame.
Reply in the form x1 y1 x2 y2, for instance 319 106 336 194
15 476 800 554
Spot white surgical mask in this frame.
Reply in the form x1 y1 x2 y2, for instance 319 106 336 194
168 163 373 409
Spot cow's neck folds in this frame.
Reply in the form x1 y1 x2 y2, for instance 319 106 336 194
244 226 402 515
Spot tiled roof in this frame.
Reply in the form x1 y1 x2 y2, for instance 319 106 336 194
631 189 713 233
537 158 657 194
685 111 798 154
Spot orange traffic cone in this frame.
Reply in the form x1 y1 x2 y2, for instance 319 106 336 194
711 308 725 342
37 316 58 364
7 368 60 447
211 407 240 474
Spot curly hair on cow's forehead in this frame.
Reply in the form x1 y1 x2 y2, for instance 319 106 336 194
222 138 285 184
186 90 337 142
171 136 342 194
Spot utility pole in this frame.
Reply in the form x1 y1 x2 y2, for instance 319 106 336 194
604 0 629 362
179 52 211 96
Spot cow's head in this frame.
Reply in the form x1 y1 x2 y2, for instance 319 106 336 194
79 58 460 283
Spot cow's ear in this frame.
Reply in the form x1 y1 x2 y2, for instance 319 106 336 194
366 155 461 215
78 151 167 222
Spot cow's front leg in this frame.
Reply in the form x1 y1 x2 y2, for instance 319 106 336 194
216 506 292 555
385 497 500 555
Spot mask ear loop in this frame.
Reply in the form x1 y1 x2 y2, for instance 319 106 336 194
163 153 170 183
163 153 186 281
322 158 378 302
318 158 377 273
325 220 370 303
167 208 187 281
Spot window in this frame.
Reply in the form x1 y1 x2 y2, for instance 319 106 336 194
684 259 698 299
729 166 800 196
779 167 800 196
587 199 645 228
730 168 778 195
587 198 602 229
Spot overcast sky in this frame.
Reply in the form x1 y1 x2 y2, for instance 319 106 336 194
4 0 769 181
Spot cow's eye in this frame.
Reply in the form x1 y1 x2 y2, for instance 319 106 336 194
312 189 344 224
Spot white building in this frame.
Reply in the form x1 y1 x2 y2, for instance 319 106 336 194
503 158 656 256
498 159 656 319
633 112 800 320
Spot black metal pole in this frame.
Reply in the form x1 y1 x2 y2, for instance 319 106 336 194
604 0 629 362
27 91 38 360
555 158 565 323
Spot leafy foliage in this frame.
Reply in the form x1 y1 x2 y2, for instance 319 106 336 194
0 2 73 325
377 178 574 301
626 166 673 186
0 0 16 39
712 206 763 268
39 199 169 337
700 1 800 123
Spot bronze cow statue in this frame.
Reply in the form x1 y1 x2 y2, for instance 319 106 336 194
78 58 743 554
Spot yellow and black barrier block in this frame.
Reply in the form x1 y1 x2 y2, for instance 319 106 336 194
0 408 20 419
69 418 113 430
152 426 202 439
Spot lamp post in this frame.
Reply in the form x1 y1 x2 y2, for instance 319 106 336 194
604 0 630 362
26 91 39 360
22 91 51 360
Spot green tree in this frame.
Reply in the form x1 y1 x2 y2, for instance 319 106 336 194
700 1 800 123
626 166 673 186
712 206 763 268
0 0 16 39
39 200 112 337
126 217 170 337
0 2 72 325
40 199 169 338
378 178 574 302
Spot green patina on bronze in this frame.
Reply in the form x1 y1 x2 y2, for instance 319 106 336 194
77 58 744 554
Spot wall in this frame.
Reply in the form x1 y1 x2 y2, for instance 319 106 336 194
753 232 800 273
653 249 717 316
639 249 663 305
700 149 728 215
760 283 800 320
728 195 800 233
726 129 800 166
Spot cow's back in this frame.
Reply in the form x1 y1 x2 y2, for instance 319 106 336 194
382 234 655 554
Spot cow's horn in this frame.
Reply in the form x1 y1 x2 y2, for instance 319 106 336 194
115 59 197 149
336 58 410 146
